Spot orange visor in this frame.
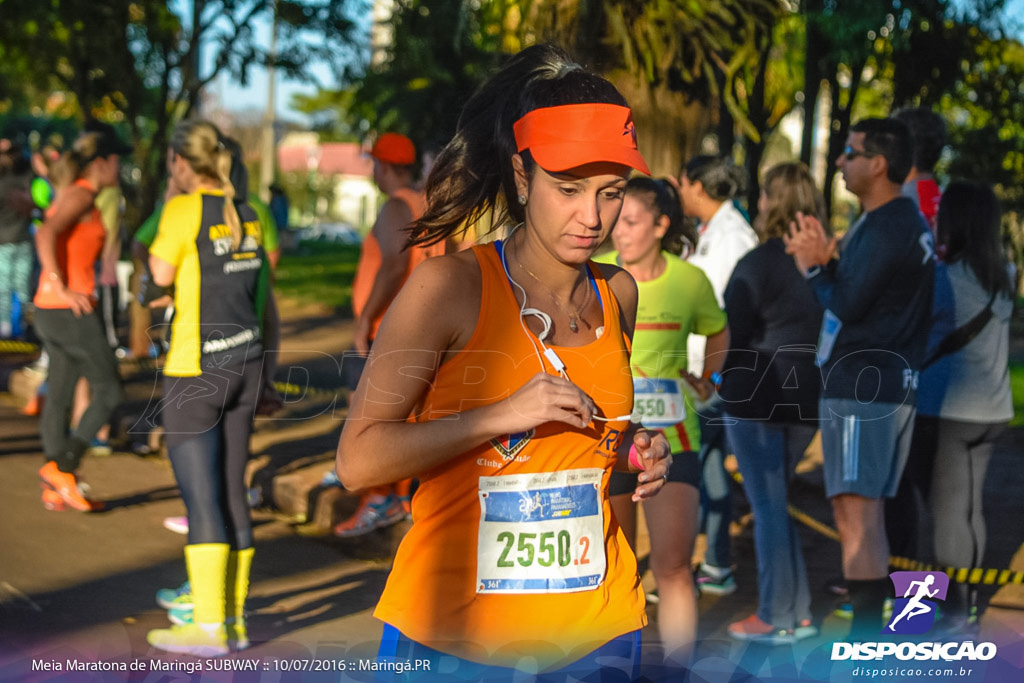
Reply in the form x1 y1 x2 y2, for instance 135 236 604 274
513 103 650 175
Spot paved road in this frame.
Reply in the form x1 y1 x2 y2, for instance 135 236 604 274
1 309 1022 681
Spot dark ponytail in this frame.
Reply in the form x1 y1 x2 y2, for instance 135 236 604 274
937 181 1013 298
410 44 628 247
682 154 747 202
624 177 693 255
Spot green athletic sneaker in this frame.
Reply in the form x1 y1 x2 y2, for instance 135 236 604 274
168 596 194 626
833 598 896 620
156 580 191 610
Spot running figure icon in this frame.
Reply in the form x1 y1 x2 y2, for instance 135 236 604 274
888 574 939 631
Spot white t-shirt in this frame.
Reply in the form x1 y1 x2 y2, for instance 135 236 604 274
686 200 758 375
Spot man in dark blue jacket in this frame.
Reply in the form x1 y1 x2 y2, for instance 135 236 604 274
785 117 934 640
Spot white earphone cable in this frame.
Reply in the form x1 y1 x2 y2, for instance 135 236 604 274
500 226 634 423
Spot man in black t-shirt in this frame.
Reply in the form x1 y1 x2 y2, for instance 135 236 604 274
785 118 934 640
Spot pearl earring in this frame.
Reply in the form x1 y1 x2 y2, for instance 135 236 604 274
518 194 527 206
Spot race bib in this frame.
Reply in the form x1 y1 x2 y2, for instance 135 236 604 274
632 377 686 428
477 469 606 594
816 309 843 367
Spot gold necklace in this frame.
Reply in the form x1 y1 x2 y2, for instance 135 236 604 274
518 260 590 333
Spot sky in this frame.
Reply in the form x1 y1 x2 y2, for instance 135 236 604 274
205 18 340 127
186 0 372 127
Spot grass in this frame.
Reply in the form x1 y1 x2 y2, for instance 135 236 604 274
274 241 361 313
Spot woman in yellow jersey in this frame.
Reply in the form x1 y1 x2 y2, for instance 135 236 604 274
335 44 671 680
143 119 278 657
34 123 129 512
600 177 728 667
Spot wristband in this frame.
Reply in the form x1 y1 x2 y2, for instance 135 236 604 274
138 271 173 305
701 370 723 386
628 444 645 471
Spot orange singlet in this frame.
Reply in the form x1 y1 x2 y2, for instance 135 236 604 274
34 179 105 309
351 186 441 339
373 243 644 671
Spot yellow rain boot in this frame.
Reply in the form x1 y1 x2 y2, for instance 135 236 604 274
148 543 229 656
225 547 254 650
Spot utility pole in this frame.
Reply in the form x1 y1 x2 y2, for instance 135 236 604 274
259 0 279 203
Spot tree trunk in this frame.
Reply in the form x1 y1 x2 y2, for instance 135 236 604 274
610 72 713 179
822 53 867 218
800 1 824 167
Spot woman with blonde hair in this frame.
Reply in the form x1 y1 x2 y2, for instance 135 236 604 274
34 122 128 512
144 119 278 656
718 161 826 643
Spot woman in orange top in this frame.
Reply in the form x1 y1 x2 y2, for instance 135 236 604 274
34 123 129 512
335 45 671 679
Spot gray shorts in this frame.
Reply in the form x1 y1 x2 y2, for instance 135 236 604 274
820 398 915 499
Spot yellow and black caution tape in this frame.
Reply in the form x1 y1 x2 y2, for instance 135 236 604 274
0 339 40 354
6 341 344 404
116 363 344 402
729 469 1023 586
271 381 343 402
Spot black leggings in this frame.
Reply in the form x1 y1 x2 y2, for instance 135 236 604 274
160 359 263 549
34 308 123 470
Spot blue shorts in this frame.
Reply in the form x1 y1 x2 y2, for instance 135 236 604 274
376 623 642 682
820 399 915 499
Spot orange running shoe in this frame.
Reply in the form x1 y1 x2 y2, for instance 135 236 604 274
20 392 43 416
41 486 66 511
39 462 104 512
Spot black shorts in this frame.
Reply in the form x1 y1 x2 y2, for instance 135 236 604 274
607 450 700 496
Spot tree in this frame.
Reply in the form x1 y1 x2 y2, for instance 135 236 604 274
799 0 1011 216
517 0 785 177
295 0 505 156
306 0 783 181
0 0 365 227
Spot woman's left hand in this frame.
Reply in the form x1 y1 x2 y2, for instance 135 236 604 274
680 370 714 402
255 380 284 416
631 429 672 502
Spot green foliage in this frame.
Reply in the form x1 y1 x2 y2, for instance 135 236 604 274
0 0 366 229
299 0 504 154
1011 359 1024 427
275 241 361 312
602 0 784 142
319 0 785 176
941 35 1024 209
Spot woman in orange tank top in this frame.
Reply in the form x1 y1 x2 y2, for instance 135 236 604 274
335 45 671 680
33 123 130 512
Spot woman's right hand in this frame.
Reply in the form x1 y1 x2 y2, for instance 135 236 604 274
61 287 94 317
504 372 597 432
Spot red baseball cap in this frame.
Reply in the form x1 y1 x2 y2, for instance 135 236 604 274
513 103 650 175
370 133 416 165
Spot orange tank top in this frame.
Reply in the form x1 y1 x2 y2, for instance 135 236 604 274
34 179 105 309
373 243 645 671
351 187 442 338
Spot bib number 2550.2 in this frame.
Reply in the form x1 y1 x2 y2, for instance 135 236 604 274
495 530 591 568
